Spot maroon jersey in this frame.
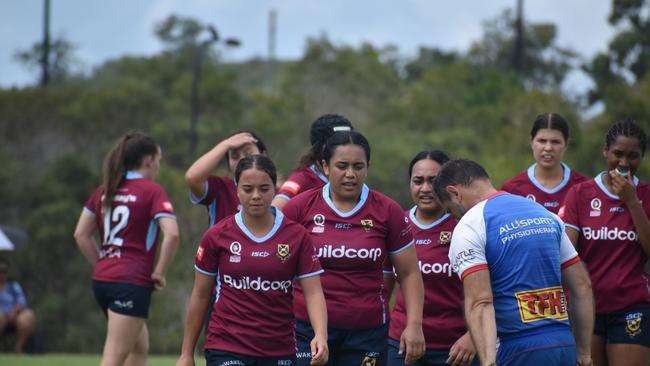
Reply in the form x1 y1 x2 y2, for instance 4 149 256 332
195 209 322 357
189 175 240 227
389 208 465 349
559 173 650 313
283 184 414 328
276 164 328 202
84 172 176 288
502 163 588 214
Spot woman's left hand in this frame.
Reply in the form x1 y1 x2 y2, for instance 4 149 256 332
447 332 476 366
400 324 425 364
151 272 166 290
609 170 637 204
310 334 329 365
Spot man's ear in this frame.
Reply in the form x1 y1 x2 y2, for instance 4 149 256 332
446 185 460 202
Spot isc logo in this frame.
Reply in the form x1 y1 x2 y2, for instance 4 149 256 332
251 251 270 257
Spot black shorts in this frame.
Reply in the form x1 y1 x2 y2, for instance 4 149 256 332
92 281 152 319
295 319 388 366
387 338 480 366
205 349 296 366
594 306 650 347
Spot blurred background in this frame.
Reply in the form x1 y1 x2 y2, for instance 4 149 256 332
1 0 649 355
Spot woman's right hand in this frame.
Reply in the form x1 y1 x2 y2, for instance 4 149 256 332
223 132 257 150
175 354 195 366
310 334 329 365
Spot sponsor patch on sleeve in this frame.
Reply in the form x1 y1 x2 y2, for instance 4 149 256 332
515 286 568 323
196 246 204 261
163 201 174 213
280 181 301 195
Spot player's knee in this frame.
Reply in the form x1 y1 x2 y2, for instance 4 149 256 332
16 309 35 330
132 326 149 356
132 335 149 356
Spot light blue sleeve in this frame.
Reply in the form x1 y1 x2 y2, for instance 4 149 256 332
13 282 27 307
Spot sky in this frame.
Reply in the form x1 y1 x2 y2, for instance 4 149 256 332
1 0 616 96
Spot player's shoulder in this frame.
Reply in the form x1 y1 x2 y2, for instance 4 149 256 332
279 214 310 236
287 167 313 180
567 176 598 197
206 214 237 236
569 169 590 183
456 200 488 229
442 213 459 228
636 178 650 190
367 188 401 209
129 177 164 191
208 175 234 186
89 184 105 198
286 186 322 206
636 179 650 198
501 171 529 190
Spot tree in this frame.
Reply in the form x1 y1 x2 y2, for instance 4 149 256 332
468 9 577 88
14 36 79 85
584 0 650 104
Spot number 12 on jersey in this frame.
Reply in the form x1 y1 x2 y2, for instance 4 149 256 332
103 205 130 246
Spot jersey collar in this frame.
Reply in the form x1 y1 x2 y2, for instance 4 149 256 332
594 172 639 200
322 183 369 218
126 171 144 180
310 164 329 183
234 206 284 243
409 206 450 230
526 162 571 194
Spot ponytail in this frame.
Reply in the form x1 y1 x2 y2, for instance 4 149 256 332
296 147 317 170
102 132 159 213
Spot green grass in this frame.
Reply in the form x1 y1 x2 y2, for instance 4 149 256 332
0 353 202 366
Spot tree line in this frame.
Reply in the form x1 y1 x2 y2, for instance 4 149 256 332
1 1 649 352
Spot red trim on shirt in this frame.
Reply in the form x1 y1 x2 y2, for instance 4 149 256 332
482 190 507 202
561 255 581 270
460 264 489 280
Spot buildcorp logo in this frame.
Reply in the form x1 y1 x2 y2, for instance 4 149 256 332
222 274 292 293
318 245 382 261
419 261 453 277
582 227 637 241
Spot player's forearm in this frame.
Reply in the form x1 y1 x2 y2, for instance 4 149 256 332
569 289 594 359
185 143 229 191
564 264 594 359
300 276 328 338
466 301 497 365
180 292 211 357
626 199 650 255
153 232 179 277
303 284 328 339
399 270 424 327
75 236 100 265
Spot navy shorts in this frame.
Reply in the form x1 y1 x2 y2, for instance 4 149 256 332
92 281 152 319
387 338 479 366
594 306 650 347
205 349 296 366
497 326 576 366
296 319 388 366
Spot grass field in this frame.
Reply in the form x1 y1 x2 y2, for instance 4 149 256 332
0 353 194 366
